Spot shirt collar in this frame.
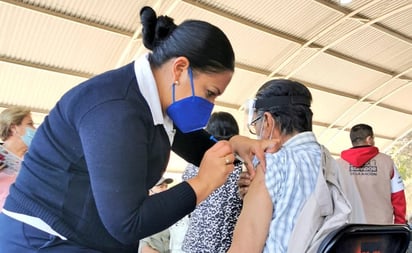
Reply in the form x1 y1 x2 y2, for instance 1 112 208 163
134 54 175 144
283 131 317 148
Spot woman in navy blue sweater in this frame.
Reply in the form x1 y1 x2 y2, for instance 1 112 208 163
0 6 277 253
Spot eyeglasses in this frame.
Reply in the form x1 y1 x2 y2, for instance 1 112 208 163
247 115 263 135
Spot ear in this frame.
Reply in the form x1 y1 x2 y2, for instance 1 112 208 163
264 112 275 130
172 56 190 83
365 135 374 145
260 112 275 138
9 124 18 136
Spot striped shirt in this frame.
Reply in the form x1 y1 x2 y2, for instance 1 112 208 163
264 132 321 253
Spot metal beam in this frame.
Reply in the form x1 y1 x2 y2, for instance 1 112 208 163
182 0 412 80
0 55 93 78
1 0 134 37
314 0 412 45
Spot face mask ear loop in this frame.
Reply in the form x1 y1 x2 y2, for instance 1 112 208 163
171 82 176 103
258 113 275 140
268 116 275 141
258 113 265 140
188 67 195 96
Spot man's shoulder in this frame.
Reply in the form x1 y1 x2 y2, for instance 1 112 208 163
335 157 347 164
375 152 394 162
264 142 321 171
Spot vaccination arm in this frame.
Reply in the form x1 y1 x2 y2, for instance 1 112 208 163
228 164 272 253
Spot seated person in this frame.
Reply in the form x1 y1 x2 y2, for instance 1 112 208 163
228 79 346 252
138 177 174 253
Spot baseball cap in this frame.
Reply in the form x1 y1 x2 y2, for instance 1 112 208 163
156 177 174 186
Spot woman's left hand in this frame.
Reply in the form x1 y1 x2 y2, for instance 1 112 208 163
229 135 280 178
237 171 251 199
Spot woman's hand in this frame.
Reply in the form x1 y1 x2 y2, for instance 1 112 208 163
229 135 280 178
237 171 251 199
187 140 234 204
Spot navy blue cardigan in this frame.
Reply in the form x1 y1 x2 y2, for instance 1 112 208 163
5 62 214 253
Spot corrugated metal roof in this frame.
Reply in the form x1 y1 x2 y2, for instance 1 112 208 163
1 0 412 173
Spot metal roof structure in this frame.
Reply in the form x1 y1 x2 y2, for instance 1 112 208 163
1 0 411 172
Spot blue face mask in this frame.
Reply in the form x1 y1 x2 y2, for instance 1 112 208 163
166 67 214 133
21 127 36 147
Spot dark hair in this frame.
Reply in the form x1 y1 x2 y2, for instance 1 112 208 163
140 6 235 73
350 124 374 146
254 79 313 135
205 111 239 141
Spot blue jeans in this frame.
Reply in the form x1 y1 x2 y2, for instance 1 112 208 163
0 213 102 253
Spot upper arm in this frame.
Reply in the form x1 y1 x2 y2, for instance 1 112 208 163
78 102 196 243
228 164 273 253
79 101 151 242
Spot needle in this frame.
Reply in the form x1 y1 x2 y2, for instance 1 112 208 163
209 135 245 164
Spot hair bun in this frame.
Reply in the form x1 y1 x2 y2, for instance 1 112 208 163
140 6 177 50
155 16 177 43
140 6 157 50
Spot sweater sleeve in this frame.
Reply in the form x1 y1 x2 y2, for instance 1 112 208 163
172 127 215 167
78 101 196 244
392 190 407 224
390 165 407 224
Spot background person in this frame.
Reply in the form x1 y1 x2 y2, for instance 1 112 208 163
336 123 407 224
182 111 243 253
139 177 174 253
168 215 189 253
0 107 36 210
0 6 276 253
